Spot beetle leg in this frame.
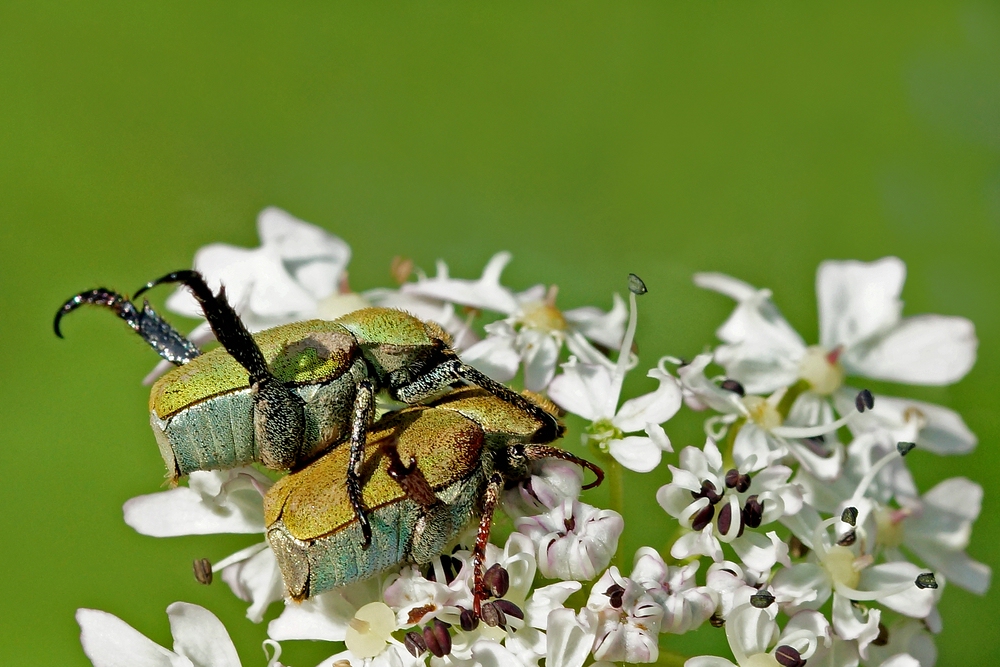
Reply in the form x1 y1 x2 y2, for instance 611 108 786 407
471 472 503 619
385 446 437 507
394 358 566 442
522 444 605 489
54 288 201 364
136 270 310 469
348 379 376 548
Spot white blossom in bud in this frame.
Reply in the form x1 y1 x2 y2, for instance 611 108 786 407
78 603 242 667
587 567 663 663
705 561 759 620
122 468 283 623
502 458 585 518
516 499 624 581
630 547 717 634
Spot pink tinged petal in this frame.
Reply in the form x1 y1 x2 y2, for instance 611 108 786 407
563 292 627 349
77 608 186 667
816 256 906 350
608 436 662 473
517 501 623 581
548 358 614 422
520 329 561 391
167 602 242 667
461 328 521 383
844 314 977 385
731 531 789 572
546 608 597 667
613 368 683 433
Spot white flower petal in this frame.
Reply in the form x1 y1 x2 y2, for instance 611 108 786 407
520 329 561 391
838 390 977 455
608 436 662 473
613 368 683 433
167 602 242 667
219 545 284 623
256 207 350 301
844 314 977 385
563 292 627 350
548 358 614 422
730 531 788 572
77 608 185 667
461 326 521 383
816 256 905 350
403 251 519 314
546 608 597 667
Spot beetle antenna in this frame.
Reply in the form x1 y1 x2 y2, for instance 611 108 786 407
54 287 201 365
521 445 604 489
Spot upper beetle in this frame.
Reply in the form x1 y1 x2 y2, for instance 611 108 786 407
55 270 563 545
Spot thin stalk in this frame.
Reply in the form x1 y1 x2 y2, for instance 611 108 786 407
606 457 625 567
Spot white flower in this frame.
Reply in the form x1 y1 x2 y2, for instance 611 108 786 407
629 547 717 635
77 602 241 667
123 468 283 622
863 620 937 667
684 603 823 667
656 437 800 572
548 286 681 472
694 258 977 455
515 499 623 581
587 566 663 663
502 458 586 518
268 577 383 642
402 252 627 391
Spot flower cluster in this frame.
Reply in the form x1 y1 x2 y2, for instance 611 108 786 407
76 209 987 667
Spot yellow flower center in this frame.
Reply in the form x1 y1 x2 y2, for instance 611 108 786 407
518 285 567 332
874 506 907 549
822 545 862 589
798 346 845 395
742 395 783 431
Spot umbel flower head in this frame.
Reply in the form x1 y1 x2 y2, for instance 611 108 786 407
66 210 985 667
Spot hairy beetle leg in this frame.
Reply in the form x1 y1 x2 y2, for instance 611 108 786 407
386 447 437 507
54 288 201 365
471 472 503 622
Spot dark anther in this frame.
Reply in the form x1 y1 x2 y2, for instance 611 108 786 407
837 530 857 547
855 389 875 412
775 645 806 667
628 273 648 295
801 435 828 456
483 564 510 598
916 573 938 589
725 468 752 493
459 607 480 632
709 613 725 628
424 563 436 582
480 601 502 628
193 558 213 585
691 480 722 504
742 495 763 529
423 619 452 658
563 516 577 534
841 506 859 526
441 554 462 584
872 622 889 646
605 582 626 609
493 599 525 622
749 591 775 608
691 503 716 531
404 631 427 657
897 441 916 456
718 502 743 537
720 379 746 397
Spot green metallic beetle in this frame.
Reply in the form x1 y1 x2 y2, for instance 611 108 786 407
263 387 603 621
54 270 564 545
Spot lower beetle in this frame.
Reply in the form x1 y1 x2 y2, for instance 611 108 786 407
263 386 603 620
55 270 564 546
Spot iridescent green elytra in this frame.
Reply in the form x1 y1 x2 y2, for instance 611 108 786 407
55 270 564 547
263 388 603 613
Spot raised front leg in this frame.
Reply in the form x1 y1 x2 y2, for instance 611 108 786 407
135 270 306 469
54 288 201 365
347 379 376 548
394 358 565 442
471 472 502 621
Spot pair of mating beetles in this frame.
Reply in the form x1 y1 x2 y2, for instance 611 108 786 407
56 271 602 618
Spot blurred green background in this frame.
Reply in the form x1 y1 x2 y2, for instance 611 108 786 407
2 2 998 664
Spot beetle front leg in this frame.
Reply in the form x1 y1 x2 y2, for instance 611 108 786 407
54 288 201 364
348 379 376 549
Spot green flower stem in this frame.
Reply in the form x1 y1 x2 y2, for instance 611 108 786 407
606 456 625 567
